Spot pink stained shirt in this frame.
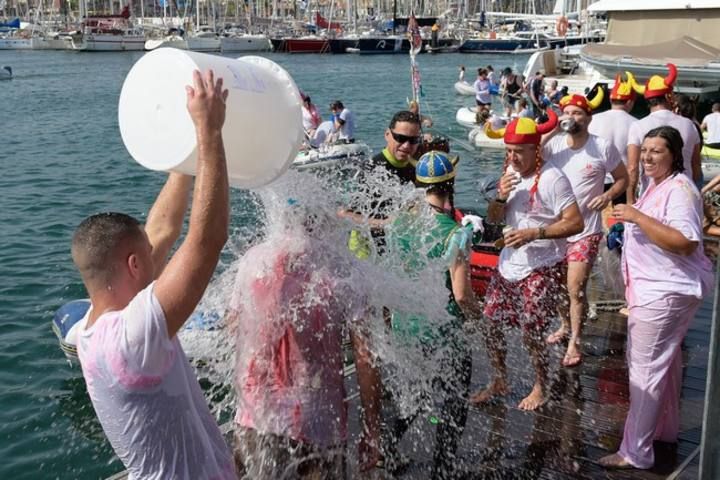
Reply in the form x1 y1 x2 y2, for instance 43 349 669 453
77 283 236 480
622 173 715 308
230 238 367 448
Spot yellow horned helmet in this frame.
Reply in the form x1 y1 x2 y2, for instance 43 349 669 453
629 63 678 99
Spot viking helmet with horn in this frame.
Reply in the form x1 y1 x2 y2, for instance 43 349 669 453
610 72 636 101
485 109 558 144
559 87 604 114
629 63 677 99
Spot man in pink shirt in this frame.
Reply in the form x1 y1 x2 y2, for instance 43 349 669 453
543 92 628 367
626 64 701 203
228 204 381 477
73 70 236 479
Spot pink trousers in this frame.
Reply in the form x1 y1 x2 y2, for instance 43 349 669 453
618 294 702 469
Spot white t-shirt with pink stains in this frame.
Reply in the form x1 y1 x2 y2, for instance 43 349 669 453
499 163 577 282
545 134 622 242
622 173 714 307
77 283 236 480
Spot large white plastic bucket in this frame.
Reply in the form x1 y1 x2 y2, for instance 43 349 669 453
118 48 303 189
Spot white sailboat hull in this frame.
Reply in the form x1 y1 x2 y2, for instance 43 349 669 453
187 36 220 52
71 34 146 51
145 37 188 51
0 37 33 49
220 34 271 52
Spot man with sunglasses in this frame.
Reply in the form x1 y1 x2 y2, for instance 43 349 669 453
343 110 423 257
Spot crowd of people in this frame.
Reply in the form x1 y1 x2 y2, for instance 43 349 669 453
67 63 719 479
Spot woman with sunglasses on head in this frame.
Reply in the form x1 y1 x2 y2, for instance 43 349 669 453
599 126 714 470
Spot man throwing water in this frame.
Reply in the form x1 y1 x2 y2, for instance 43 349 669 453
73 70 236 479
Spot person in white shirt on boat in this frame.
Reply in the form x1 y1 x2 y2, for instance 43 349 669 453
543 90 629 368
516 98 533 119
73 70 237 480
458 65 466 83
486 65 496 86
626 64 701 203
701 102 720 149
329 100 355 144
588 72 638 204
301 91 322 135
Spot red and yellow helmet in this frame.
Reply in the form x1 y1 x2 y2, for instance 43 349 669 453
485 110 558 145
628 63 678 99
610 72 636 101
559 87 604 114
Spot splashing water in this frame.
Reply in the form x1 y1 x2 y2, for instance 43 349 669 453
179 163 477 477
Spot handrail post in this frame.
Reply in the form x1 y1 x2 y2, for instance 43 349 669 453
699 249 720 479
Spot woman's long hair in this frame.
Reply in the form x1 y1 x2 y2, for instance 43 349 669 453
644 126 685 175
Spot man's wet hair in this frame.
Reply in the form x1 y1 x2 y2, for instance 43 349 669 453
389 110 421 129
71 212 143 284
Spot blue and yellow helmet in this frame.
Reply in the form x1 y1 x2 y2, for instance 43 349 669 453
415 150 458 185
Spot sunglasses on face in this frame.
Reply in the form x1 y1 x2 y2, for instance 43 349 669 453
390 130 421 145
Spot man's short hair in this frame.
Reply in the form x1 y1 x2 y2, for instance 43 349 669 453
647 96 669 109
330 100 344 110
388 110 421 129
611 99 630 106
71 212 143 285
713 103 720 112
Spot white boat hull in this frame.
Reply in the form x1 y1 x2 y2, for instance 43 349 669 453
454 81 475 96
71 34 146 51
220 35 271 52
468 127 505 150
0 37 33 49
145 37 188 51
456 107 483 129
187 36 220 52
293 143 371 169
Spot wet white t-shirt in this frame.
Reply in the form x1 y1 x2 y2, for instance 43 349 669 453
499 164 577 282
588 108 637 166
77 283 236 480
545 134 622 242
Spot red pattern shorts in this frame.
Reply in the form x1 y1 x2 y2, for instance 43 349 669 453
483 262 567 332
566 233 602 264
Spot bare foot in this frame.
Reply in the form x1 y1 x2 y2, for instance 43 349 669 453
598 452 634 469
562 342 583 368
546 328 568 345
469 378 509 405
518 384 547 411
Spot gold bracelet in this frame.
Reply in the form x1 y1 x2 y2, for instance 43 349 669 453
538 227 546 240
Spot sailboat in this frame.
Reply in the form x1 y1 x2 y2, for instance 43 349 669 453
69 5 145 51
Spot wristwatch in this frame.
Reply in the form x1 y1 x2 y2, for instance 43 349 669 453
538 227 546 240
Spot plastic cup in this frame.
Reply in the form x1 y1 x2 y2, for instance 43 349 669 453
118 48 303 189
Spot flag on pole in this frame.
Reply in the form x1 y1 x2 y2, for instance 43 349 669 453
408 13 422 56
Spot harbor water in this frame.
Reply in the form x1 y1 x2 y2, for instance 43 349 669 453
0 49 528 479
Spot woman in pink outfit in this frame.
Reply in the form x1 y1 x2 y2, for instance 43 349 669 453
600 126 714 469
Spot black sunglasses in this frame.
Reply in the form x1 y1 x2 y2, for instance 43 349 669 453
390 130 421 145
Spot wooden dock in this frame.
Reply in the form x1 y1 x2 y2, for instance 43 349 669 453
371 270 714 479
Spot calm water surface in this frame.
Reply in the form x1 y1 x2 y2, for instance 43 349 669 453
0 49 526 479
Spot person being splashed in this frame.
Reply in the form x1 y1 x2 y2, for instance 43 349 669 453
381 151 483 478
227 193 381 478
